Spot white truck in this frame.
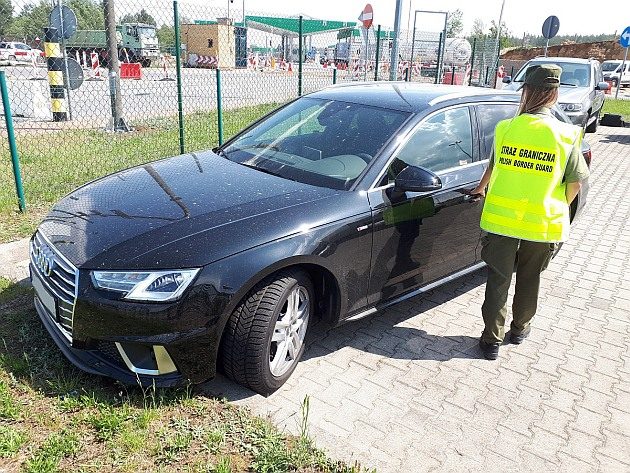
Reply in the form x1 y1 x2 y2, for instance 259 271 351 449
602 60 630 87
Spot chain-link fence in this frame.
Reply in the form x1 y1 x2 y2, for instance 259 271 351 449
0 0 500 237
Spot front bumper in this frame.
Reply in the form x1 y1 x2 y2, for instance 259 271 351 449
30 260 225 387
563 110 588 127
34 294 184 387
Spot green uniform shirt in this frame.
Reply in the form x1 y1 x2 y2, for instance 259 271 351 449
488 107 590 183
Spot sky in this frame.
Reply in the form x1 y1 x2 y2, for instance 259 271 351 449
196 0 625 37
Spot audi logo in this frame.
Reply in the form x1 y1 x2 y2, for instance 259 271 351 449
33 245 55 277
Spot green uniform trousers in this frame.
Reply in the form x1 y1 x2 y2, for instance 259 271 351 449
480 232 556 344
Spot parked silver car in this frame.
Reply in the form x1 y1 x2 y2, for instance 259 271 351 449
502 57 609 133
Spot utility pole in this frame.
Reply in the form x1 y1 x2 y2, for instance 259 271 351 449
389 0 404 80
492 0 505 85
103 0 126 131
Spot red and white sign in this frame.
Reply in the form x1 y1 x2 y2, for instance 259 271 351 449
358 3 373 29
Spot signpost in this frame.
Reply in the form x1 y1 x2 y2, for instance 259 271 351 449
542 15 560 56
616 26 630 99
358 4 373 29
358 4 373 81
49 4 78 119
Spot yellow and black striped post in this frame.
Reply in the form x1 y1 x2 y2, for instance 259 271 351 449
44 27 68 122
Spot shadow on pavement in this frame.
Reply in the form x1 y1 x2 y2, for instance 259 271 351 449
598 133 630 144
201 270 487 400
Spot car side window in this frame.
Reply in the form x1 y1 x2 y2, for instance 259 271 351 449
388 107 473 179
476 104 518 159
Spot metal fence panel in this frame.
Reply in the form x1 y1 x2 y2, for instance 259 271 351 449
0 0 502 237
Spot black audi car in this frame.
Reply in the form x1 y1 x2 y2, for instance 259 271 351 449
30 83 590 395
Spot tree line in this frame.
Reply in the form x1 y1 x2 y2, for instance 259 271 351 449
446 9 616 50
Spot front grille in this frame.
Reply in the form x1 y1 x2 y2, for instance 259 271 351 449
30 232 78 340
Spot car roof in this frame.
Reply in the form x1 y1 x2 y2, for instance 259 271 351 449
308 82 521 113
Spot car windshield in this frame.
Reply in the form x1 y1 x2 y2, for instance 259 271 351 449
220 97 411 190
138 27 157 39
514 61 591 87
601 62 620 72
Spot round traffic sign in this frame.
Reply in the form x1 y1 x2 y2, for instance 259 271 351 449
65 58 84 90
359 4 373 29
50 5 77 40
542 15 560 40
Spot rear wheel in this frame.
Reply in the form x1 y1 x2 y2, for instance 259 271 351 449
220 269 313 395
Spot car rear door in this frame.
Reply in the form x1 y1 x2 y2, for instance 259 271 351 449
367 104 485 303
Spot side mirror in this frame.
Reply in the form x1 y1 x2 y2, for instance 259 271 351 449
502 75 512 84
595 81 609 91
394 165 442 193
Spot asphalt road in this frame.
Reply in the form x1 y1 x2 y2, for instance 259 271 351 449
1 64 349 128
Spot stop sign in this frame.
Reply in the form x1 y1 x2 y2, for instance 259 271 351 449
359 4 373 29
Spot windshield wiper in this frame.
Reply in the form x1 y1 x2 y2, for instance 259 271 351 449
239 162 286 179
560 82 578 87
214 147 228 159
230 142 281 152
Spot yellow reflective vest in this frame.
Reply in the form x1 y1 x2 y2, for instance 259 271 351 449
480 113 582 243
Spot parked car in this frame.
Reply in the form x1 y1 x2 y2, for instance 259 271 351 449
30 83 590 395
0 41 43 65
503 57 609 133
602 59 630 88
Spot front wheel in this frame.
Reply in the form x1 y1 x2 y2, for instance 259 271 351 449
220 270 313 395
585 109 599 133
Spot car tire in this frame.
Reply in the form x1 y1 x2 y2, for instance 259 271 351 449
220 269 313 395
585 109 599 133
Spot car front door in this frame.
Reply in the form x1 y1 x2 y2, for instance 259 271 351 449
367 105 485 304
591 63 605 116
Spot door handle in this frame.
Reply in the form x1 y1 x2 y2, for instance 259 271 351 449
463 192 483 203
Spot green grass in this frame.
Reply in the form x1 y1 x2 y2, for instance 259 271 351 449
0 277 374 472
0 103 281 243
0 424 28 458
23 429 80 473
602 98 630 120
0 276 31 305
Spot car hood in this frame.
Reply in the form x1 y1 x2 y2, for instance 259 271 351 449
38 151 351 269
557 86 589 104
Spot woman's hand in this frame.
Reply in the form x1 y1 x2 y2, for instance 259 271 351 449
470 185 486 197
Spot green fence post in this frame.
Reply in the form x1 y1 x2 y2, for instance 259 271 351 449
374 24 381 81
173 0 184 154
469 38 477 86
0 71 26 212
216 68 223 146
298 15 303 96
434 32 443 84
332 67 337 84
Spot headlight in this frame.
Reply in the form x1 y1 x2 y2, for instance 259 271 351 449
559 103 583 112
91 269 199 302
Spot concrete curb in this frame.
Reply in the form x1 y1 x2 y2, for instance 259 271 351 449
0 238 30 282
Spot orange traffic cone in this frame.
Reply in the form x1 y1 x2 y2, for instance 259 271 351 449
287 62 293 74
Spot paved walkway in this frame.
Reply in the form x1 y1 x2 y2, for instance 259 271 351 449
2 127 629 472
205 126 630 472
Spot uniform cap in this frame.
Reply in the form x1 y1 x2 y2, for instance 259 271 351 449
518 64 562 90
